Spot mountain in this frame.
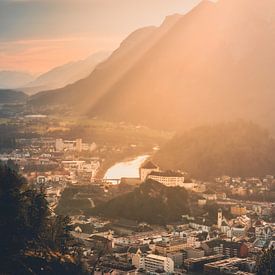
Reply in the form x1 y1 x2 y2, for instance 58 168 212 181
29 0 275 131
0 89 28 104
28 15 185 111
153 121 275 180
23 51 110 94
91 179 190 224
0 71 34 89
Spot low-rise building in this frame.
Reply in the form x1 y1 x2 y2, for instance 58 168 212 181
144 254 174 273
184 254 226 273
139 161 159 182
204 257 256 275
147 170 186 188
167 252 184 268
155 239 188 256
182 248 205 259
201 240 249 258
231 205 247 216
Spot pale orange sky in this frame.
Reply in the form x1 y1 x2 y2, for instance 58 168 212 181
0 35 121 75
0 0 200 75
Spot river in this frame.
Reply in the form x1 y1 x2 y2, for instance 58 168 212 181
103 155 149 183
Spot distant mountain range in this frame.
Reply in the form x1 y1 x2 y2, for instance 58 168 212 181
0 71 34 90
28 0 275 131
22 51 110 94
0 51 109 95
154 121 275 179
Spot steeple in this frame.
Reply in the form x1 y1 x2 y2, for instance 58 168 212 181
217 208 223 229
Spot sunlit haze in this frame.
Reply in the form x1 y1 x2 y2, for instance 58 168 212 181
0 0 200 74
1 1 275 273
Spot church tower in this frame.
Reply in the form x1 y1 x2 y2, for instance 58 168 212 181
217 208 223 229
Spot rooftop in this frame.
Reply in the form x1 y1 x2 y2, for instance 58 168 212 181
149 170 184 177
141 160 158 169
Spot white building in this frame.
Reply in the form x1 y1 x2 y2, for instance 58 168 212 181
144 254 174 273
75 138 82 152
147 170 187 188
140 161 159 182
217 209 223 229
55 138 64 151
255 226 273 240
230 225 246 238
55 138 95 152
62 160 85 171
202 193 217 201
132 249 145 269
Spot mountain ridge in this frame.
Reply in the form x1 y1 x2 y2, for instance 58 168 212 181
29 0 275 131
153 121 275 180
22 51 110 95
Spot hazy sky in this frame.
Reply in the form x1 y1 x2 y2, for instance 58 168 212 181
0 0 200 74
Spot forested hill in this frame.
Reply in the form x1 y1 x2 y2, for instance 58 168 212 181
154 121 275 180
0 89 27 103
92 179 190 225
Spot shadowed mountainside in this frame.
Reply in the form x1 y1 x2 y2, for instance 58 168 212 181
154 121 275 180
30 0 275 131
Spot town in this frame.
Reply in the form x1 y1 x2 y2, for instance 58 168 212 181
1 130 274 274
1 0 275 274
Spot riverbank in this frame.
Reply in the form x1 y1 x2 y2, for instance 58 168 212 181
95 149 152 179
104 155 149 180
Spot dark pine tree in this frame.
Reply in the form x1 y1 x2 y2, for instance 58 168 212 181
0 164 87 274
256 247 275 275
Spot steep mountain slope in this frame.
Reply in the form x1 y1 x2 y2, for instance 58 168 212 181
23 51 110 94
154 121 275 179
30 0 275 130
0 71 34 89
29 16 182 110
91 179 190 224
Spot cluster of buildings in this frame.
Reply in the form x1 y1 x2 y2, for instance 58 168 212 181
139 161 205 192
2 133 275 274
72 210 275 274
215 175 275 200
0 137 100 208
55 138 97 152
70 162 275 274
68 195 274 274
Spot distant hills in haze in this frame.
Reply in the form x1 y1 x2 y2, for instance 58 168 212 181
0 71 34 90
0 51 109 95
22 51 110 94
28 0 275 131
154 121 275 180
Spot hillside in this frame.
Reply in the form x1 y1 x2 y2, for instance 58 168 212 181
0 89 28 103
29 0 275 131
29 25 159 108
91 179 190 225
154 121 275 180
